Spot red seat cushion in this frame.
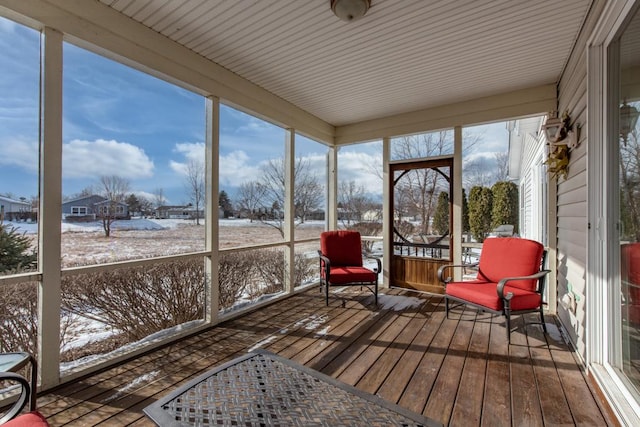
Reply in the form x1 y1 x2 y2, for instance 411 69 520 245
327 266 376 285
476 237 544 292
446 281 542 311
3 412 50 427
320 231 363 267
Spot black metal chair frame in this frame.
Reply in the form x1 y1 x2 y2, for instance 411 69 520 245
0 372 31 424
438 250 550 343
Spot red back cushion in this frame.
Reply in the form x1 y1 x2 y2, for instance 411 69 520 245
476 237 544 291
621 243 640 303
320 231 363 266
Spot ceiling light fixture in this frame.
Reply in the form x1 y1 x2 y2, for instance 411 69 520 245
331 0 371 22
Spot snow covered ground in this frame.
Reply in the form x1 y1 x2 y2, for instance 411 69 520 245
10 217 326 234
6 217 325 267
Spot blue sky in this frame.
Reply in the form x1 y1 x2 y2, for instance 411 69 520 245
0 15 509 207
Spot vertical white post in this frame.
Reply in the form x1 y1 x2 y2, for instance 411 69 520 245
453 126 463 281
327 146 338 231
382 137 391 288
38 27 63 389
284 129 295 293
205 96 220 323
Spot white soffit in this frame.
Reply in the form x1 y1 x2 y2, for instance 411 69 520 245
98 0 591 127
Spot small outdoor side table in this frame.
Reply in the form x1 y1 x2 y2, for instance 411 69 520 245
0 352 37 411
144 349 441 426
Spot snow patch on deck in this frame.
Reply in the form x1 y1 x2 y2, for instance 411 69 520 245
101 370 160 403
247 336 279 352
377 294 424 311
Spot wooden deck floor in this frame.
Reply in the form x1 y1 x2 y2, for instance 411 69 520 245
35 287 617 426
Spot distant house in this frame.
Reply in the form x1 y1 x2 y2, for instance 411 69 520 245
0 195 32 221
62 195 129 221
155 205 205 220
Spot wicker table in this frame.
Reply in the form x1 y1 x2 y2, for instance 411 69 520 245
144 350 440 426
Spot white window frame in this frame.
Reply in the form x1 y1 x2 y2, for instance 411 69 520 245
71 206 87 215
587 1 640 424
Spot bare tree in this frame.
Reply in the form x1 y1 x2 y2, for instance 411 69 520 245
494 151 510 181
463 158 495 188
620 126 640 241
392 133 453 234
237 181 267 222
184 159 205 225
259 157 323 235
338 180 379 227
65 185 95 202
96 175 130 237
153 187 166 209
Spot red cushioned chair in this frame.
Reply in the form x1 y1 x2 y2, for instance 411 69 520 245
0 373 49 426
318 230 381 306
438 237 550 343
621 243 640 327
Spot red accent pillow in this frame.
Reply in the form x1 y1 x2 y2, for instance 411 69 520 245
476 237 544 291
320 231 363 267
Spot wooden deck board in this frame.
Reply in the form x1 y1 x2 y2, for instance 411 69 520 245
525 313 576 425
449 311 491 426
480 314 512 427
423 306 476 425
397 305 459 415
29 288 616 426
376 298 446 404
509 316 545 426
336 304 416 386
355 297 433 394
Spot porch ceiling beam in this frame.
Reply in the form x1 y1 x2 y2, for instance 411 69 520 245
334 84 557 144
0 0 335 144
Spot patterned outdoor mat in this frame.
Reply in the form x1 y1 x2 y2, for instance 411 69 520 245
144 350 440 426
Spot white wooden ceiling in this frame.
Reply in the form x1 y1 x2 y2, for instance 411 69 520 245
98 0 591 127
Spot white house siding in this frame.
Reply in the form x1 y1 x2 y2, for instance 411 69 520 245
521 171 532 239
516 119 546 242
555 0 607 361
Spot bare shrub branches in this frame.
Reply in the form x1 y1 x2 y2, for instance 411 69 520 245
62 259 206 341
2 250 317 360
0 282 37 354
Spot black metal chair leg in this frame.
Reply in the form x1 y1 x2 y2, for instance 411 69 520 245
505 307 511 344
374 282 378 306
539 308 547 333
325 282 329 306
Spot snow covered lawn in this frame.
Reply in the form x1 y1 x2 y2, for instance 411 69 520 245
9 218 325 267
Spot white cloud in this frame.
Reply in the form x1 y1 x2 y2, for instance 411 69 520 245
169 160 188 176
337 150 383 194
170 142 205 176
0 136 38 172
63 139 154 179
173 142 205 160
219 150 262 186
464 151 500 164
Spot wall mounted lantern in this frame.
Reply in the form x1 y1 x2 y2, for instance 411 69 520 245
620 100 639 145
543 115 567 144
543 111 579 180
